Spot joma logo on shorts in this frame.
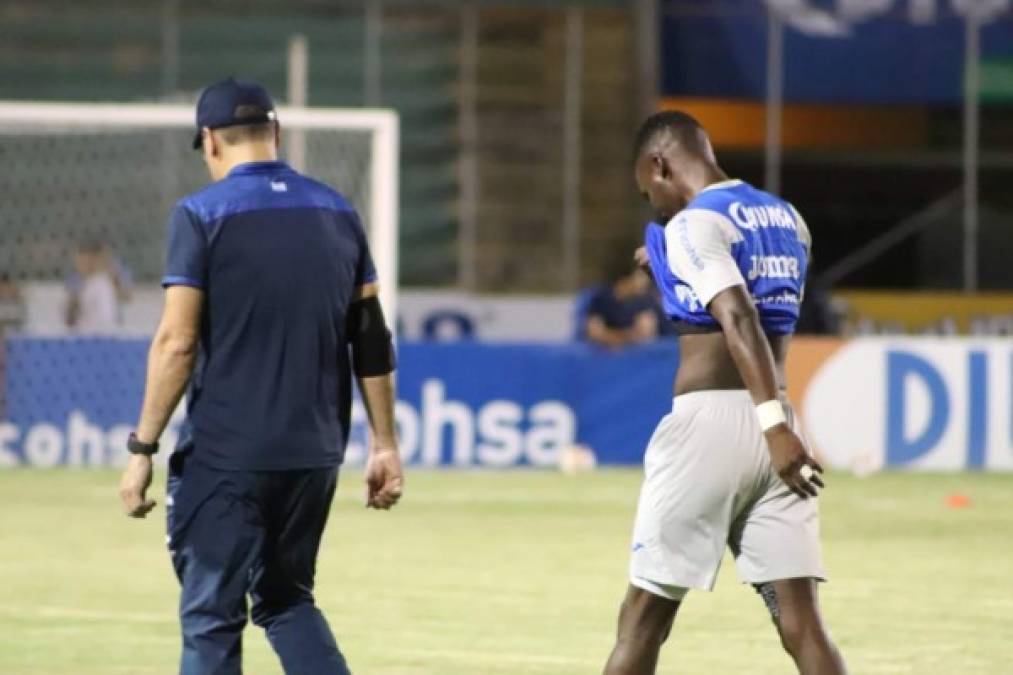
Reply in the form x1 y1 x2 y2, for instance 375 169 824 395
747 255 800 281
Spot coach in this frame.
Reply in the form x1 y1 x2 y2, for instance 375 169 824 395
117 77 402 675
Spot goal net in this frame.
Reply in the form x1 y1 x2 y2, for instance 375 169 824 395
0 102 398 467
0 101 399 330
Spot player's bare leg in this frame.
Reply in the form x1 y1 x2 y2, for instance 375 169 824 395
603 584 681 675
758 578 847 675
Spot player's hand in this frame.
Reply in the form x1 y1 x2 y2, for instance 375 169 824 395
633 246 650 270
764 424 824 499
119 454 157 518
365 448 404 510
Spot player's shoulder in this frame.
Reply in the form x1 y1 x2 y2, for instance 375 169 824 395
670 184 742 245
786 201 811 248
175 169 356 224
176 183 213 211
175 179 234 224
684 180 810 246
747 185 811 248
286 171 355 212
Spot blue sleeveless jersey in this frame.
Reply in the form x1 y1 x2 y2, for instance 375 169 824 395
644 180 810 335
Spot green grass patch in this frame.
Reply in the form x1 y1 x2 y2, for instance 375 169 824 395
0 469 1010 673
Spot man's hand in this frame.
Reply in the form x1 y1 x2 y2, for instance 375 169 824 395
764 424 824 499
119 454 157 518
365 449 404 510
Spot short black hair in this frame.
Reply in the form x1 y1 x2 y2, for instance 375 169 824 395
214 104 276 145
632 110 704 161
218 121 276 146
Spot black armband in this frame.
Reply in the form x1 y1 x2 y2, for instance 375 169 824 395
347 295 396 377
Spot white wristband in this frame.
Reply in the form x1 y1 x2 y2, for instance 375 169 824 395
756 399 787 432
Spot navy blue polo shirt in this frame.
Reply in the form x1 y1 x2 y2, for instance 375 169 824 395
164 160 376 471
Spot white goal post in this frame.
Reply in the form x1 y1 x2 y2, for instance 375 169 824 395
0 101 399 324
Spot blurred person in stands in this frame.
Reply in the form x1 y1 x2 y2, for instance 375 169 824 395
66 240 121 334
578 253 660 349
796 285 840 335
0 272 24 418
0 273 24 332
795 260 841 336
66 240 132 332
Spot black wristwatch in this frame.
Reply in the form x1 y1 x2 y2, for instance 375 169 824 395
127 432 159 456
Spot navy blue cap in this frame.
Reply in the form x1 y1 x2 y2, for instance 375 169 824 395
192 77 277 150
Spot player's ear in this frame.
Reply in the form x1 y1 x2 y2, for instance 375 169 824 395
273 121 282 150
201 127 216 158
650 153 670 181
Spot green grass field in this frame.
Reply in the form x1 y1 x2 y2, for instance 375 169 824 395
0 468 1011 674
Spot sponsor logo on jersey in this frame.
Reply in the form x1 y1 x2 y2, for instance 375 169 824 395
728 202 797 232
755 291 800 305
747 255 801 281
675 284 702 312
675 218 705 270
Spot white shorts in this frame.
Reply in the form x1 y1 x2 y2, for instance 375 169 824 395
629 390 825 598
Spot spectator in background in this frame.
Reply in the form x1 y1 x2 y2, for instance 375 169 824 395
796 284 841 335
795 257 842 335
0 273 24 331
66 240 121 334
0 272 25 419
577 255 661 349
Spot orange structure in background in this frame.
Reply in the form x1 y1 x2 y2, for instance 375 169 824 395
660 98 929 149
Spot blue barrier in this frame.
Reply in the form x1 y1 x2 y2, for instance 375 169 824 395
1 337 680 468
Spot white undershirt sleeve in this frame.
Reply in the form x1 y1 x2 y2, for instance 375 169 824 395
665 209 746 308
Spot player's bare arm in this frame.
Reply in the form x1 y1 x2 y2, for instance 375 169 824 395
707 286 823 499
118 285 203 517
350 282 403 511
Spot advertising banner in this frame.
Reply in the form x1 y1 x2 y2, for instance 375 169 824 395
0 338 678 469
2 336 1009 471
788 337 1013 472
834 291 1013 336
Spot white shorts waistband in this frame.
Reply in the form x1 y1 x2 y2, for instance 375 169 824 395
671 389 754 411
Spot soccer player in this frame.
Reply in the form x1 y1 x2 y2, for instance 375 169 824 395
117 78 403 675
603 112 847 675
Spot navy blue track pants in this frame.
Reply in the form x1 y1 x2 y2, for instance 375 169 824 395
166 452 349 675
